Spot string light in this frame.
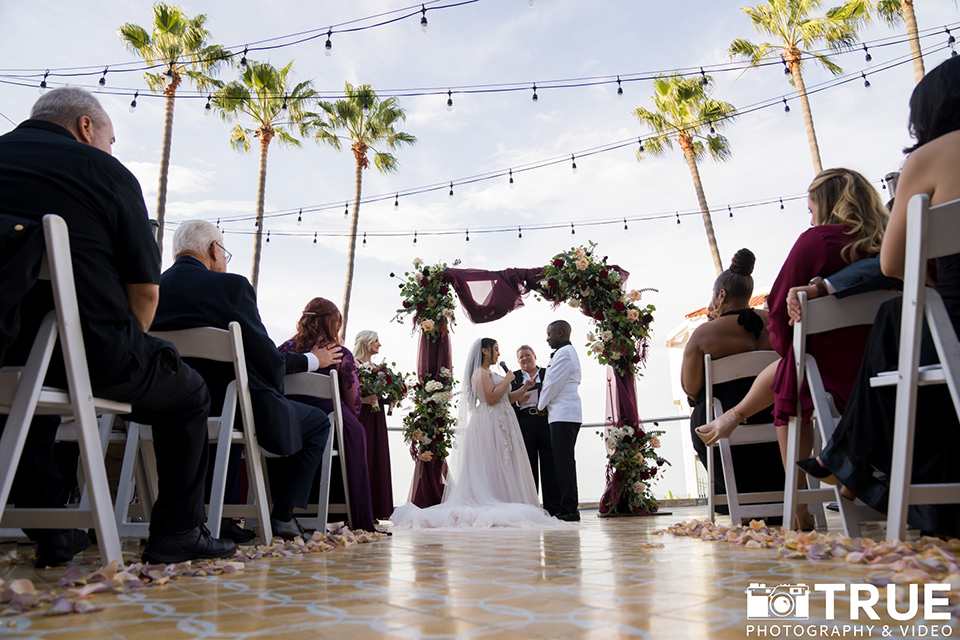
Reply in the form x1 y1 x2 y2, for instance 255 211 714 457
782 97 790 113
39 69 49 93
163 65 175 87
266 230 271 243
728 205 733 218
616 76 623 100
362 100 369 115
239 47 248 71
446 89 453 111
700 67 708 86
413 230 418 244
344 202 349 218
779 198 784 210
508 169 514 188
570 222 575 235
129 90 138 113
947 27 956 47
362 231 367 246
297 208 302 225
782 59 791 76
518 226 522 239
863 44 872 63
281 97 288 113
637 137 644 153
531 83 538 106
709 121 715 135
676 212 681 225
394 193 399 209
420 5 428 33
862 71 871 91
465 229 470 242
313 232 317 245
97 67 107 91
325 29 333 56
204 94 212 116
571 154 577 173
216 218 220 228
448 182 454 199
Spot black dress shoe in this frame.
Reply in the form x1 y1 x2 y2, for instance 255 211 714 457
142 525 237 564
26 529 91 568
271 517 312 541
796 457 838 485
557 511 581 522
219 519 256 544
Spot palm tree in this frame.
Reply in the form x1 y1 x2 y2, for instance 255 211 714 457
310 83 416 336
118 3 230 255
213 60 316 291
730 0 869 175
634 74 737 276
875 0 925 83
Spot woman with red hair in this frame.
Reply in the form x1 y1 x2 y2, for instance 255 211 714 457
278 298 376 532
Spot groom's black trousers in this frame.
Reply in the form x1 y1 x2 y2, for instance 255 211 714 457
517 410 560 515
549 421 580 516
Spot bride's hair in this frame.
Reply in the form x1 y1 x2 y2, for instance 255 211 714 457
479 338 496 365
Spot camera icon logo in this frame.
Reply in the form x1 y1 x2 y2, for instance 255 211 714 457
745 583 810 619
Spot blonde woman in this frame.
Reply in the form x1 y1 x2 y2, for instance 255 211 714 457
696 168 888 529
354 330 394 520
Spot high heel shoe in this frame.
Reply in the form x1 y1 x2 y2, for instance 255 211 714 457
796 457 838 486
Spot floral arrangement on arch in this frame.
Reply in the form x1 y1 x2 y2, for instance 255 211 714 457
357 361 410 413
393 258 459 341
600 422 670 514
536 242 656 377
401 367 457 463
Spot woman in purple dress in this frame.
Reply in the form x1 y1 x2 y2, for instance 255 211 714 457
278 298 376 532
354 330 395 520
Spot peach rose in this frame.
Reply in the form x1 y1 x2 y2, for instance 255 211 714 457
421 319 435 332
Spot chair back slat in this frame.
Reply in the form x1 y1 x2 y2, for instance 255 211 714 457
150 326 234 362
925 196 960 260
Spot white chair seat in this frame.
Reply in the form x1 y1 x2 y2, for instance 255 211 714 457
869 364 944 387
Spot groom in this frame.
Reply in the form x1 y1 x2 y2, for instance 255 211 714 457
537 320 582 522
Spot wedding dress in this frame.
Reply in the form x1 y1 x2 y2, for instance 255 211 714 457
391 339 569 529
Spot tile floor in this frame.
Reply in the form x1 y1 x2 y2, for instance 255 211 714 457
1 507 957 639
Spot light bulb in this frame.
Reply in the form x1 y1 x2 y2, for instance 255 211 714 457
204 95 212 116
783 97 790 113
344 202 349 218
97 68 107 92
420 6 428 33
509 169 515 188
394 194 399 209
362 101 369 116
129 91 138 113
240 48 248 70
571 154 577 174
446 89 453 111
297 209 302 225
531 84 538 107
39 70 49 93
281 98 288 113
616 77 623 100
313 232 318 245
448 182 454 199
164 67 175 87
325 30 333 57
863 44 872 64
862 72 871 92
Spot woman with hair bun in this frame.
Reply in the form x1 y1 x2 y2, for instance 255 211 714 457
696 168 889 529
278 297 377 532
681 249 785 519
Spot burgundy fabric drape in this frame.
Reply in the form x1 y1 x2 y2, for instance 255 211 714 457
597 371 654 515
445 268 544 323
410 329 452 507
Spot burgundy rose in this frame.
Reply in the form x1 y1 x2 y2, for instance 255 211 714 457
636 429 645 438
439 285 449 295
435 417 445 427
641 471 652 480
416 302 425 312
571 276 580 285
643 314 653 323
403 301 411 308
656 459 665 467
423 268 430 277
599 269 609 279
631 355 641 364
420 277 429 286
614 301 625 311
547 278 558 290
594 310 604 320
385 375 393 384
553 258 564 267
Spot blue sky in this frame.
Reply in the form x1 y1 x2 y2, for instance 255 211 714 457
2 0 957 500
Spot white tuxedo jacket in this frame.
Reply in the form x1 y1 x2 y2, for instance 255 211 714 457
537 343 582 423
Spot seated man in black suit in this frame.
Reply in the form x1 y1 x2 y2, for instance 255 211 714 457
152 220 335 540
0 87 235 566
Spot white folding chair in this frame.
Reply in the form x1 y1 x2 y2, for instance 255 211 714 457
704 351 784 524
115 323 273 543
783 289 899 534
869 194 960 542
0 215 127 564
283 370 353 530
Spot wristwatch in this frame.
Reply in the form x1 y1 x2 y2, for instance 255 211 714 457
808 276 828 298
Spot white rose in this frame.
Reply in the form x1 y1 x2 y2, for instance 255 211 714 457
568 299 581 308
424 380 442 392
601 330 613 342
413 257 424 267
633 481 647 494
586 332 595 342
610 351 621 360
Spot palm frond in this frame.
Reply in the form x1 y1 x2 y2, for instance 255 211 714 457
230 124 251 153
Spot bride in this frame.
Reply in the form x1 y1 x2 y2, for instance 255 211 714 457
391 338 570 529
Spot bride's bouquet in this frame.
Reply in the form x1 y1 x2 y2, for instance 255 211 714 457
402 367 457 463
357 361 409 413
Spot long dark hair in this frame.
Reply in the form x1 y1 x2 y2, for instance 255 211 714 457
480 337 496 364
905 55 960 153
291 297 342 352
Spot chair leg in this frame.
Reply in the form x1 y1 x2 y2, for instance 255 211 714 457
73 402 122 564
245 447 272 543
706 445 716 524
115 423 142 537
298 427 334 533
782 418 801 529
205 425 234 538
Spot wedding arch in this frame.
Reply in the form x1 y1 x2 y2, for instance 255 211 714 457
393 243 667 517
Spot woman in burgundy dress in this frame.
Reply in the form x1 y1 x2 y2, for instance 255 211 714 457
278 298 376 532
354 330 395 521
696 168 888 528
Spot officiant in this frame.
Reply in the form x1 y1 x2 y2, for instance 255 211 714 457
509 345 560 516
